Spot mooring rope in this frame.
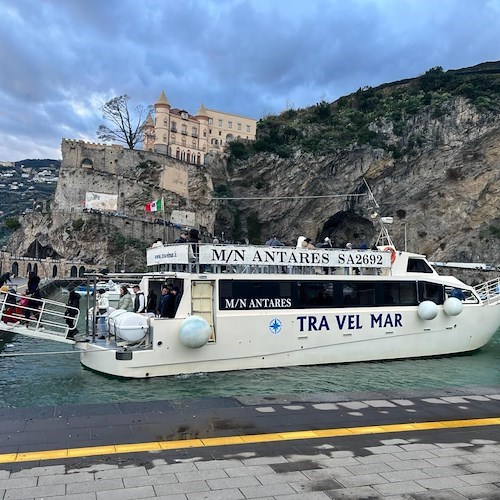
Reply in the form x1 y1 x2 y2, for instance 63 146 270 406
0 350 83 357
0 343 153 357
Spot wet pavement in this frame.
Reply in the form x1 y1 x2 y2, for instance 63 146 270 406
0 386 499 499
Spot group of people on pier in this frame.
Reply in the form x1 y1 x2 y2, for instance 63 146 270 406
1 271 43 326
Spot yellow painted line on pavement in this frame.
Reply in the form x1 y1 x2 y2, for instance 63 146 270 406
0 417 498 464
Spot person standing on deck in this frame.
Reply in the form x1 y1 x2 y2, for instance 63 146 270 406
146 289 157 314
304 238 315 249
117 285 134 312
175 231 188 244
265 236 284 247
96 289 109 339
157 285 173 318
318 237 333 248
171 286 182 317
132 285 145 313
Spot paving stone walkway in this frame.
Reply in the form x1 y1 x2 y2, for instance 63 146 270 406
0 388 499 499
1 428 500 499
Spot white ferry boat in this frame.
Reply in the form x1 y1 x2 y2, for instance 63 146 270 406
1 241 499 379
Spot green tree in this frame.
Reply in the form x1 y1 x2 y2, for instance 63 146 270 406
97 95 152 149
4 218 21 230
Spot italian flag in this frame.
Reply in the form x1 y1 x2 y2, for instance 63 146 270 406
145 198 163 212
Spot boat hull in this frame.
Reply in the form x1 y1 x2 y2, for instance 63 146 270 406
79 303 500 378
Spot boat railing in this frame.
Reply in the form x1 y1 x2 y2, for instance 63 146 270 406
0 291 79 341
474 277 500 305
147 243 392 275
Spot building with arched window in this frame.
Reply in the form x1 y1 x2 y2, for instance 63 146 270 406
143 91 256 165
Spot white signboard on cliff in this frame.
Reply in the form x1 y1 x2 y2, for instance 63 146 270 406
85 192 118 211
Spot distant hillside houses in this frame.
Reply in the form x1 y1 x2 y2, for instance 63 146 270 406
143 91 257 165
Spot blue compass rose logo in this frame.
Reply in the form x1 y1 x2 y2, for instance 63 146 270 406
269 318 283 335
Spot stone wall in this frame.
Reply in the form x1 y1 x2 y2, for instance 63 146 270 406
0 251 86 279
56 140 189 215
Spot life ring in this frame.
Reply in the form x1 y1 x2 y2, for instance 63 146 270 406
383 246 397 263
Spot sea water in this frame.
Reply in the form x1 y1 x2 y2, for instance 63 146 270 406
1 322 499 408
1 290 499 408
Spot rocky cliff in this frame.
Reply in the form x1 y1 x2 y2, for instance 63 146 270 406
209 97 500 280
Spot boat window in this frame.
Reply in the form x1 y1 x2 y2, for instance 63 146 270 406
381 282 417 306
297 282 335 308
407 258 434 273
342 282 376 306
444 286 478 304
418 281 444 304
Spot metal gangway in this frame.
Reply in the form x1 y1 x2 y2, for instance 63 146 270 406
0 291 79 344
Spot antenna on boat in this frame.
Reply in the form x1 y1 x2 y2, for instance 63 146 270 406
362 178 395 249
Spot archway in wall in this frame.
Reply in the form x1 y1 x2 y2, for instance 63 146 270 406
226 134 234 142
78 266 86 277
318 211 376 249
70 266 78 277
27 263 32 275
81 158 93 168
186 152 190 163
176 148 180 159
33 263 38 275
197 154 201 165
11 262 19 277
52 265 58 278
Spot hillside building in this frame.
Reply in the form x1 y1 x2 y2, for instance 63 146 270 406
143 91 256 165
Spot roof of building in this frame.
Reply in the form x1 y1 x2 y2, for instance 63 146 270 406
196 103 208 117
156 90 169 106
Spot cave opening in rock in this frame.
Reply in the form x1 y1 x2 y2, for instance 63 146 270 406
317 211 376 248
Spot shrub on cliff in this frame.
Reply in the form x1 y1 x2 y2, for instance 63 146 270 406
4 218 21 231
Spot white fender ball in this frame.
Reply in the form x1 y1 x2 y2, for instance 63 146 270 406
418 300 438 320
179 315 211 348
443 297 463 316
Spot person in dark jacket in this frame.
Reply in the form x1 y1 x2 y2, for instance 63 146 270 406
27 272 42 320
146 290 158 314
0 272 12 287
65 291 80 338
171 286 182 317
188 228 200 255
175 231 188 244
157 285 173 317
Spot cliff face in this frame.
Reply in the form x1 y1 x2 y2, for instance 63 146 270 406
211 98 500 273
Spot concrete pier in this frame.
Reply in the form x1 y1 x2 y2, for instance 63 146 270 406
0 387 499 498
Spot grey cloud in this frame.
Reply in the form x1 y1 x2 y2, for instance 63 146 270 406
0 0 499 160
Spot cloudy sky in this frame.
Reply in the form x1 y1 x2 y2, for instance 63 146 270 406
1 0 499 161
